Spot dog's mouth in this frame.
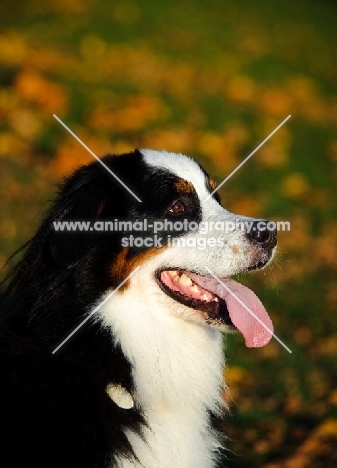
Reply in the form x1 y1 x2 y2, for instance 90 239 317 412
157 270 234 328
157 269 274 348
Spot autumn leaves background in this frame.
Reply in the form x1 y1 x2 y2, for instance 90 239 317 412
0 0 337 466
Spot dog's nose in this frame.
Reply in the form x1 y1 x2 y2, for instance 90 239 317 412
246 220 277 248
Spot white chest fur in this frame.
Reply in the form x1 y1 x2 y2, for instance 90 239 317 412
99 282 226 468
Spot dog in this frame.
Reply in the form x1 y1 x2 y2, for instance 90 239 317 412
0 149 276 467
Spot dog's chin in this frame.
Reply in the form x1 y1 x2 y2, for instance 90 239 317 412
156 269 236 330
247 249 276 271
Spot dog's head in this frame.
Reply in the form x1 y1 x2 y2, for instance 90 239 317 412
43 149 276 349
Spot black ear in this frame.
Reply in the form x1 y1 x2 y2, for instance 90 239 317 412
45 166 109 268
47 228 97 269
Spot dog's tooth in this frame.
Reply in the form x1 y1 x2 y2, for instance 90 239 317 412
212 297 219 302
179 273 192 286
191 285 200 293
202 294 208 301
168 270 177 278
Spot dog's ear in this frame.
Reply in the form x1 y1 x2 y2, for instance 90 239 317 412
47 223 101 269
45 166 109 268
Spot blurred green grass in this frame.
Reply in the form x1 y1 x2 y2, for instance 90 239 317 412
1 0 337 466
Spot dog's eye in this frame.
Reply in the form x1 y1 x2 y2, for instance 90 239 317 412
169 201 185 214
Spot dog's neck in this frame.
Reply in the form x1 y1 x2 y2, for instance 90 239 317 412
99 289 226 468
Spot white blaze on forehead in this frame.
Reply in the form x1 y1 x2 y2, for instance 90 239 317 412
140 149 220 213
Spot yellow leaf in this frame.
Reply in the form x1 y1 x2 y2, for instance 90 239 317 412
15 69 68 114
319 419 337 437
281 173 309 198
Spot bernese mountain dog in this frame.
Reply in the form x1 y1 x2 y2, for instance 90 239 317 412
0 149 276 467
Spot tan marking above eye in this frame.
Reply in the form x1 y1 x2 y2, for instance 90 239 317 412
174 179 194 193
208 178 217 190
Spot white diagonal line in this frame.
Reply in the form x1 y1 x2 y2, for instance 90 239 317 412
52 266 141 354
204 266 292 353
204 115 291 202
53 114 142 203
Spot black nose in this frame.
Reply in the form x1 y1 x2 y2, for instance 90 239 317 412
246 220 277 248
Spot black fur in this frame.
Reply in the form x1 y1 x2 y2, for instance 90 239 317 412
0 151 208 467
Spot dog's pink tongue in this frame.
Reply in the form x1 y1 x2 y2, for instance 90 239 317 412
221 278 273 347
189 274 273 347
